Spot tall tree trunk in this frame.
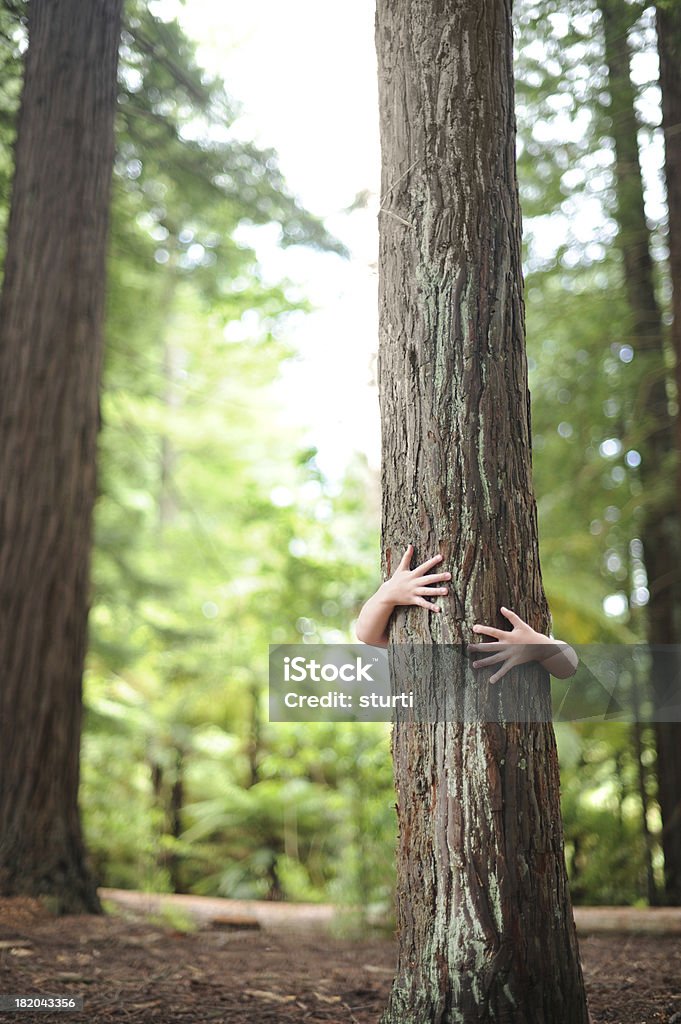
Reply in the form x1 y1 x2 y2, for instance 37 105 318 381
168 748 184 894
598 0 681 906
631 699 658 905
656 0 681 508
0 0 123 913
375 1 589 1020
656 0 681 907
246 678 262 789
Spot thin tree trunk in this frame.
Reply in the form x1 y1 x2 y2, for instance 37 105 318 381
246 679 262 789
375 1 589 1019
656 0 681 511
631 676 658 905
0 0 123 913
655 0 681 907
598 0 681 906
168 748 184 893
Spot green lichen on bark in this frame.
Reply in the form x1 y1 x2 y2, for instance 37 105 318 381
375 0 590 1020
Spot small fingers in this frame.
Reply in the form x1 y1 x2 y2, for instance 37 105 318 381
471 624 506 639
412 553 444 575
466 641 504 655
471 650 509 669
415 597 441 612
419 571 451 585
500 606 524 626
397 544 414 571
490 660 514 684
415 586 448 596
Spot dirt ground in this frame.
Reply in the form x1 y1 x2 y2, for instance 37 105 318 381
0 896 680 1023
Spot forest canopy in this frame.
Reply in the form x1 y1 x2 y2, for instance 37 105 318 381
0 0 676 913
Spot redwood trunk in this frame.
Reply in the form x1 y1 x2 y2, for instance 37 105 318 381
656 0 681 907
598 0 681 906
375 1 589 1020
0 0 123 913
657 2 681 509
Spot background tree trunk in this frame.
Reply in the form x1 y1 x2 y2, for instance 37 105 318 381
655 0 681 906
0 0 123 913
656 0 681 509
597 0 681 906
375 0 589 1020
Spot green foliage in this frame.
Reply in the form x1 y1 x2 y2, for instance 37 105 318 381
0 0 672 911
0 0 23 263
82 0 677 912
72 2 382 910
516 0 670 904
557 722 661 904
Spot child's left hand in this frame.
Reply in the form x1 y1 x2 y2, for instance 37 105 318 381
467 607 561 683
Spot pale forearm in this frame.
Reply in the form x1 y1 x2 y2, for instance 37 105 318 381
355 585 395 648
538 639 578 679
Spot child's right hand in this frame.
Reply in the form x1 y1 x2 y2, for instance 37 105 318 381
379 544 451 613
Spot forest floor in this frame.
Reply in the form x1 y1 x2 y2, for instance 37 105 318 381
0 892 680 1024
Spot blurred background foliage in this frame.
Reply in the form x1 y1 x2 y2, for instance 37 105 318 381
0 0 674 914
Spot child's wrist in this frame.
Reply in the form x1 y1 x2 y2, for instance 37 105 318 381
538 638 568 661
377 580 397 608
530 630 554 647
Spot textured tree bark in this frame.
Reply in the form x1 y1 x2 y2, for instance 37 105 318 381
655 0 681 906
168 748 185 894
375 1 589 1020
0 0 123 913
598 0 681 907
657 1 681 509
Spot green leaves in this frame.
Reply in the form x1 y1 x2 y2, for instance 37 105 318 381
73 2 379 905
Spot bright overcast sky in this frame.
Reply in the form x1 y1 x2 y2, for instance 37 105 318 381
151 0 383 479
149 0 665 486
